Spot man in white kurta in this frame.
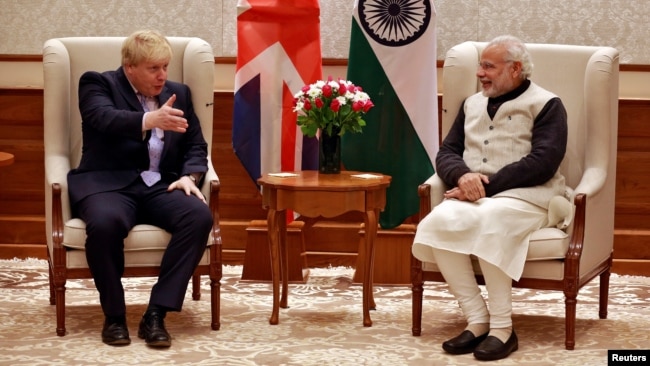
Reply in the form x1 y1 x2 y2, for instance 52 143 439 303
412 35 568 361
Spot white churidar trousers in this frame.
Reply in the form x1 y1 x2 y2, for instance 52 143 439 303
432 248 514 328
412 197 548 328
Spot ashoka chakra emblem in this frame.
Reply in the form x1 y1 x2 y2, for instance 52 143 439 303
358 0 432 47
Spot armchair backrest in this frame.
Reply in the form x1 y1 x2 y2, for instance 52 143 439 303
43 37 215 239
441 41 619 265
441 42 618 192
43 36 215 168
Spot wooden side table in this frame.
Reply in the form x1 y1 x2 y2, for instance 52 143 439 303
0 152 14 167
258 170 391 327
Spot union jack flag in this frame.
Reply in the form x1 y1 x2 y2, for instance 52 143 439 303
233 0 321 185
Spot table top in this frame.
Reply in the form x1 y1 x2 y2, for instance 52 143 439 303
0 152 14 167
258 170 391 191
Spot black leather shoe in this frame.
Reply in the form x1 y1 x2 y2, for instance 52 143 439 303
138 311 171 347
101 318 131 346
473 331 518 361
442 330 489 354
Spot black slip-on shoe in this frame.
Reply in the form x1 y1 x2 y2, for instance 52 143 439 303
442 330 489 355
473 330 518 361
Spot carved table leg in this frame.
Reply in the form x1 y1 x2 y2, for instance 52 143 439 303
362 209 378 327
268 208 282 325
279 215 289 309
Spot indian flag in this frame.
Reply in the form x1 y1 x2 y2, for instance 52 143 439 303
341 0 438 229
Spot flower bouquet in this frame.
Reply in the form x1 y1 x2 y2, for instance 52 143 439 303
293 77 374 173
293 77 374 138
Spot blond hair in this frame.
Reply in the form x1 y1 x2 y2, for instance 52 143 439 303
121 30 172 66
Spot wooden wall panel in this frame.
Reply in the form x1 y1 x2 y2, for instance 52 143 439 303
211 92 267 221
612 99 650 275
0 89 44 216
1 88 650 277
615 100 650 232
0 89 45 259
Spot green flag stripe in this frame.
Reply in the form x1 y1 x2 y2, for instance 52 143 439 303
342 19 434 229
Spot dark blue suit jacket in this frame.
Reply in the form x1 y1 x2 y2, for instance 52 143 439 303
68 67 208 206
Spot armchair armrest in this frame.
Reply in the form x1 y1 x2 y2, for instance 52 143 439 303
574 167 607 198
417 174 447 222
48 183 66 268
45 154 71 262
201 159 219 199
202 160 222 249
563 193 586 282
45 155 71 223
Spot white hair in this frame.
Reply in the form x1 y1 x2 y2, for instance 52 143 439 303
487 35 534 79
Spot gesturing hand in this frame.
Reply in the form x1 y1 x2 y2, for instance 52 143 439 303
144 94 188 133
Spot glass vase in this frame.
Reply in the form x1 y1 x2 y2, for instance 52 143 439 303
319 128 341 174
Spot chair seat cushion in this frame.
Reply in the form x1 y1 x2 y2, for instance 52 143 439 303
421 226 569 272
63 218 172 251
527 227 569 260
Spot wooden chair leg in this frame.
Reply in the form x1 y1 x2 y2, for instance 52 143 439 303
412 281 424 336
599 269 610 319
210 275 221 330
564 290 577 350
47 263 55 306
55 284 66 336
191 274 201 301
411 255 424 336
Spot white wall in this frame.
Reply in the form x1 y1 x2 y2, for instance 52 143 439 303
1 0 649 98
2 1 650 63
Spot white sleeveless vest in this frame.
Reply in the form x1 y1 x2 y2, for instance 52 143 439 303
462 82 566 208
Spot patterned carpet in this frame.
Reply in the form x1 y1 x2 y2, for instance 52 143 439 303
0 259 649 366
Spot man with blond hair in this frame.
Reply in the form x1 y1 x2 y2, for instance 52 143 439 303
68 30 212 347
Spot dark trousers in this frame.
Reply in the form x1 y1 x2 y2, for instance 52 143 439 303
74 178 213 317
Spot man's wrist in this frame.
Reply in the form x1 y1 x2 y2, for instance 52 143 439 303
185 174 197 185
142 112 150 131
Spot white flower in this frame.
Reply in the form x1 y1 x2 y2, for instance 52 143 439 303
293 100 305 113
307 86 322 98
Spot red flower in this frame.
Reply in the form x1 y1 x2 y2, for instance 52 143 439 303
322 84 333 98
314 98 324 109
338 83 347 96
352 101 363 112
303 99 312 111
362 100 374 113
330 98 341 112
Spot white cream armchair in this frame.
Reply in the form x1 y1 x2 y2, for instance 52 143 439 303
43 37 222 336
411 42 619 350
